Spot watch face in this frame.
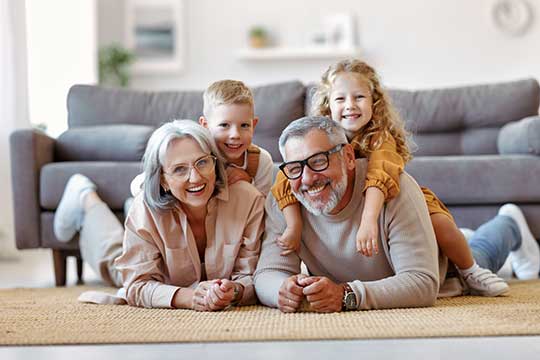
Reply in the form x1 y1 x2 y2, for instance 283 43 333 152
344 292 357 310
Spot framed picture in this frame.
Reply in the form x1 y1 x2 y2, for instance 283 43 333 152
322 14 356 49
125 0 185 74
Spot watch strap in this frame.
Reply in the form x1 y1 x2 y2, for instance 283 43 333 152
342 283 357 311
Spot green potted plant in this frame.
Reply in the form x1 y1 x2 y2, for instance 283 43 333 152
248 26 269 48
98 44 135 87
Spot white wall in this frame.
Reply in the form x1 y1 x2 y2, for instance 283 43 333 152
98 0 540 91
26 0 97 137
0 0 29 256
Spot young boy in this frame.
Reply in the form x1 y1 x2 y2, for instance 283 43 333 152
198 80 273 195
130 80 273 198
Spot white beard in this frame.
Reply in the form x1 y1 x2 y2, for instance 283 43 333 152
292 163 348 216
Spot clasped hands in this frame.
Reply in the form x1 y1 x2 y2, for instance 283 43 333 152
278 274 344 313
192 279 242 311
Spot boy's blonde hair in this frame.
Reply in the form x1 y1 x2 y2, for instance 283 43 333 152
203 80 254 117
311 59 412 163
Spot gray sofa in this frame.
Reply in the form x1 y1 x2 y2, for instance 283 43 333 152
10 78 540 286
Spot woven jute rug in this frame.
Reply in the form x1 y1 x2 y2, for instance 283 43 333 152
1 281 540 345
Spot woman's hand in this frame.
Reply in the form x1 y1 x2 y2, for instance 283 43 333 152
206 279 243 311
191 280 218 311
355 218 379 256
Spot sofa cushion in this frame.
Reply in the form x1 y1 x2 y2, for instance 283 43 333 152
391 79 540 155
447 205 540 239
41 211 125 249
55 125 154 161
67 81 306 162
252 81 305 161
68 85 203 128
412 128 499 156
306 79 540 156
405 155 540 204
390 78 540 133
40 162 142 210
498 116 540 155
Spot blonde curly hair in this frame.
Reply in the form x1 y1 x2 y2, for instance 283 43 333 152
311 59 412 163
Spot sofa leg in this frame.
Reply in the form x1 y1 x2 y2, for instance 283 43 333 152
76 256 84 285
52 249 84 286
52 249 67 287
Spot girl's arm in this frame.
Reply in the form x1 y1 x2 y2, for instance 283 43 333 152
356 134 406 256
271 170 302 254
271 170 298 210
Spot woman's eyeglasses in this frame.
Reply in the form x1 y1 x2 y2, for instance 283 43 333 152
163 155 217 181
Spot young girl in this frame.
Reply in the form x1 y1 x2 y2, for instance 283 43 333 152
271 59 508 297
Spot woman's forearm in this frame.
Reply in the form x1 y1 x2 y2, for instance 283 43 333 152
172 287 194 309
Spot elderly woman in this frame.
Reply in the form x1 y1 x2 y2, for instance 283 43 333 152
53 120 265 310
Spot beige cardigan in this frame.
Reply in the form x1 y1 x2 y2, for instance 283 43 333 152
82 181 265 309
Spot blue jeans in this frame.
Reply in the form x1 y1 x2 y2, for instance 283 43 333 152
469 215 521 273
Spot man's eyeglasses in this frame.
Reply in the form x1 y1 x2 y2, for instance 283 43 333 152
279 143 346 180
163 155 217 181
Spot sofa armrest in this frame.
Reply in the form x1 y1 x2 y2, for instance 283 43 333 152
10 129 55 249
497 116 540 155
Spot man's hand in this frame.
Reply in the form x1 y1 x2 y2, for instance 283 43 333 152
278 274 307 313
226 167 252 185
298 276 344 313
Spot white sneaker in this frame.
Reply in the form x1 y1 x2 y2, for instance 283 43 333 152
463 267 509 296
53 174 96 242
498 204 540 280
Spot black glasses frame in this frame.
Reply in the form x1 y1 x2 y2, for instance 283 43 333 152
279 143 346 180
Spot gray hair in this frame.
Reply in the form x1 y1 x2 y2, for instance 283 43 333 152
278 116 348 160
142 119 227 211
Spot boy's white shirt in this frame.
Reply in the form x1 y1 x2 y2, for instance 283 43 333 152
130 145 274 198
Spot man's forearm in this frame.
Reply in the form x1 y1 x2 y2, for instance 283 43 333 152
253 270 291 308
351 270 439 310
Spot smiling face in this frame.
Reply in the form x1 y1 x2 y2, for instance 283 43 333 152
284 129 356 215
161 137 216 214
200 103 257 165
329 72 374 135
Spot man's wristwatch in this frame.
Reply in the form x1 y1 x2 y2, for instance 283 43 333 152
342 283 357 311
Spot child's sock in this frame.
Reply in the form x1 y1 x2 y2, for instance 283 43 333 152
457 261 480 277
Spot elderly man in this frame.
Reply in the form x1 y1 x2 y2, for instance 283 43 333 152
254 116 539 312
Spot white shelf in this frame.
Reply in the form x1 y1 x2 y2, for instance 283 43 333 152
237 46 361 61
